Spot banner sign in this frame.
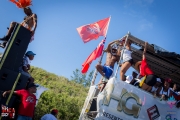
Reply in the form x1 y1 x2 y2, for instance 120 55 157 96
95 77 180 120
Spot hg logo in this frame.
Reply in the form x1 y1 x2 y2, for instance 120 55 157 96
103 83 142 118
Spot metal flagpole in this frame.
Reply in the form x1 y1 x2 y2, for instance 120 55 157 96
91 16 111 86
114 31 130 78
91 51 105 85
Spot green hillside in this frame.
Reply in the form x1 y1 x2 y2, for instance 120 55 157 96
29 66 89 120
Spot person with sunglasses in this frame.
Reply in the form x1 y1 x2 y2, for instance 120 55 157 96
96 41 121 92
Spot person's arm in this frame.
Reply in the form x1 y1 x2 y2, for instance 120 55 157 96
125 39 131 50
116 54 121 67
142 42 148 60
22 65 30 73
27 64 30 70
104 40 119 52
2 90 18 97
31 14 37 36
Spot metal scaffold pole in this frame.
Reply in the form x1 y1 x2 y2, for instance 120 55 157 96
91 50 105 86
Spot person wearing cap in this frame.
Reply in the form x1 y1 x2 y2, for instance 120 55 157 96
150 78 162 96
134 42 157 92
96 40 121 92
0 0 37 48
125 75 133 84
20 51 36 85
156 78 173 100
41 109 58 120
2 83 38 120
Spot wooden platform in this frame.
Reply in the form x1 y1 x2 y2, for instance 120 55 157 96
120 34 180 84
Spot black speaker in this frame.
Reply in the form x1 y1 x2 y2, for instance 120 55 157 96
15 74 29 90
0 94 19 120
0 23 31 72
0 68 18 91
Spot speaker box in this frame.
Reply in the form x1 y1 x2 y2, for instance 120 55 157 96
0 68 18 91
0 23 31 72
0 94 20 120
15 74 29 90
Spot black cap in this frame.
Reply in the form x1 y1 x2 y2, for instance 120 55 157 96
27 83 39 89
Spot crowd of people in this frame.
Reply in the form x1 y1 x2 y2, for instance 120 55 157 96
97 37 180 109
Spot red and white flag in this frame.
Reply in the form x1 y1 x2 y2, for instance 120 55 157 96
81 39 105 74
77 17 110 43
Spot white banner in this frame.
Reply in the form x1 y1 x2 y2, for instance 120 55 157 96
34 84 48 106
95 77 180 120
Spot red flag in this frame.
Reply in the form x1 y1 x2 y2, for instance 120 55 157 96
81 40 105 74
77 17 110 43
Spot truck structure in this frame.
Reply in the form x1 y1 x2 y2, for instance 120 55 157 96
79 33 180 120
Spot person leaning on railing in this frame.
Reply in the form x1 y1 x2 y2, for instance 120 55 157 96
156 78 173 101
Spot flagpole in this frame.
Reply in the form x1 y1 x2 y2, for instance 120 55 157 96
91 51 105 85
91 16 111 86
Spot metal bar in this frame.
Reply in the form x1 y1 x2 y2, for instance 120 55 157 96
6 73 21 105
91 50 105 86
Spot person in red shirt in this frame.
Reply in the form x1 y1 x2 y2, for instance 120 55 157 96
3 83 38 120
135 42 157 91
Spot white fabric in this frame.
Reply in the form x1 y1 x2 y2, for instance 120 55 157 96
105 66 114 72
41 114 57 120
125 75 133 83
156 78 162 83
23 56 31 67
19 56 31 76
160 87 170 97
122 49 132 62
151 86 158 92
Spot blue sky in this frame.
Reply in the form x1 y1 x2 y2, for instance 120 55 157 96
0 0 180 84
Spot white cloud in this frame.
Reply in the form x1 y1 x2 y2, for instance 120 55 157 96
124 0 154 8
138 19 153 31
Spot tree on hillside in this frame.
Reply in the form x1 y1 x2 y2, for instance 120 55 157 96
71 69 94 87
30 66 88 120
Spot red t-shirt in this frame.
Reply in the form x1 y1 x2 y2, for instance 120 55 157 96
16 89 36 117
140 58 153 76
